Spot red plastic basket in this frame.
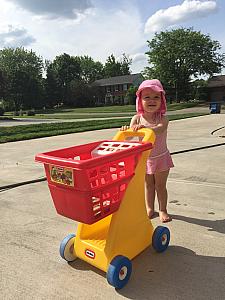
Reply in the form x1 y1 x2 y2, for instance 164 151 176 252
35 140 152 224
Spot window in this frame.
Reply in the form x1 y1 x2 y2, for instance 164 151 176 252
123 84 127 91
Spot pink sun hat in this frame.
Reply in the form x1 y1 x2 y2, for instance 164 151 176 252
136 79 167 115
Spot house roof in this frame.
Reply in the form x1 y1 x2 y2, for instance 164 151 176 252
208 75 225 88
93 73 143 86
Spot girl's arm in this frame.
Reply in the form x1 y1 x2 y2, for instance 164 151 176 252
121 115 169 135
130 115 141 127
130 115 145 131
120 114 140 131
120 115 142 141
150 116 169 135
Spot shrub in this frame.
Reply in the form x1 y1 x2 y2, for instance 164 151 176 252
0 107 5 116
27 110 36 116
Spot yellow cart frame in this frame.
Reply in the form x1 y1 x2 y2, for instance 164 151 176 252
59 129 171 289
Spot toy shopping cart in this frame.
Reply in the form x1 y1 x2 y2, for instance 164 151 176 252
35 128 170 289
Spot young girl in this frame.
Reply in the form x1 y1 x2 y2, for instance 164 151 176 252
121 79 174 223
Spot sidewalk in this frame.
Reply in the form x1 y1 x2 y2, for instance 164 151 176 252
0 114 225 299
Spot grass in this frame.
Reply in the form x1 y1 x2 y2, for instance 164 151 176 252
0 116 14 120
4 102 199 119
14 113 133 119
0 112 207 144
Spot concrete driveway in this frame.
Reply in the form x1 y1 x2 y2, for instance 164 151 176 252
0 114 225 299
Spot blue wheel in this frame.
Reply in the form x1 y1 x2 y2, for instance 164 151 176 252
152 226 170 253
59 234 77 262
107 255 132 289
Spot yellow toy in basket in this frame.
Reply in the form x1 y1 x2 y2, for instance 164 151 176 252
35 128 170 289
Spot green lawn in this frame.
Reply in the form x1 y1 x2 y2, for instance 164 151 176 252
0 112 207 143
4 102 199 119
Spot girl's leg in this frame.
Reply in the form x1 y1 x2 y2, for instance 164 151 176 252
154 170 172 222
145 174 156 218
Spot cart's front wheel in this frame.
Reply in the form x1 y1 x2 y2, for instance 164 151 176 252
152 226 170 253
59 234 77 262
107 255 132 289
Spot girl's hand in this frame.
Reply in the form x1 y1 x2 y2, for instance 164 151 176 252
131 124 145 131
120 125 130 131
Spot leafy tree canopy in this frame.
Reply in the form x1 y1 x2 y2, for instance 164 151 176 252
104 54 132 78
0 47 43 78
144 28 225 101
0 47 44 110
45 53 82 105
78 55 104 84
51 53 81 85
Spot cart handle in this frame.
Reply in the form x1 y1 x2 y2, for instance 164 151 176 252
113 128 155 144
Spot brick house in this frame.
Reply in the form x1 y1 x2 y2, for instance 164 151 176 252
92 73 144 105
207 75 225 102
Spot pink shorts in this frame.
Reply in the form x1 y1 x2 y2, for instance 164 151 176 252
146 151 174 175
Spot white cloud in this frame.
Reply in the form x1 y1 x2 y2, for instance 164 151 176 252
0 25 35 48
144 0 217 33
130 53 148 73
0 0 147 71
130 53 147 63
27 7 146 67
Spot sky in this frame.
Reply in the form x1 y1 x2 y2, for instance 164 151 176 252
0 0 224 74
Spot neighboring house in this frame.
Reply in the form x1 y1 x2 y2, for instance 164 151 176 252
92 73 144 105
207 75 225 102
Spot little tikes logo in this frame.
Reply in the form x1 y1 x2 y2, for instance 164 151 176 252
85 249 95 259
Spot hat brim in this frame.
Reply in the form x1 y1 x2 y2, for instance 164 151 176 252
136 85 165 97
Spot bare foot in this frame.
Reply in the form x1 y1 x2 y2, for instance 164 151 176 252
159 211 172 223
147 209 158 219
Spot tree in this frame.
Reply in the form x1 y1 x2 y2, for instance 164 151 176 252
190 79 208 101
144 28 225 101
68 79 95 107
0 69 7 99
126 85 137 105
79 56 104 84
44 60 62 108
47 53 82 105
104 54 132 78
0 47 44 110
120 53 132 75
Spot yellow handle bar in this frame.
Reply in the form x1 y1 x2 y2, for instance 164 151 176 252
113 128 156 144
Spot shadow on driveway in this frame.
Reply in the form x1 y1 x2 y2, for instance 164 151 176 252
68 245 225 299
172 214 225 235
